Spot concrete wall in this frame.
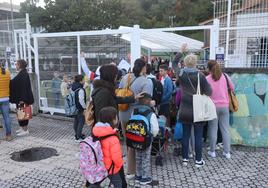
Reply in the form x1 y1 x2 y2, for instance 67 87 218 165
226 69 268 147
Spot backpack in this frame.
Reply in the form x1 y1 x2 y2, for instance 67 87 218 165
64 88 80 116
79 135 116 184
126 107 153 150
149 78 163 106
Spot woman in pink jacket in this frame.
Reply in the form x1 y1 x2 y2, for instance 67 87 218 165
206 60 234 159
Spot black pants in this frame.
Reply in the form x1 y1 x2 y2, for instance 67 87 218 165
19 120 29 127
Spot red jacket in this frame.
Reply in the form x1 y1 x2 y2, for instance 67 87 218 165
92 123 124 175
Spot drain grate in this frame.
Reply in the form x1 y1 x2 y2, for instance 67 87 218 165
10 147 58 162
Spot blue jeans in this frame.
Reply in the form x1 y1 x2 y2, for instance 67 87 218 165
182 122 204 161
0 100 11 135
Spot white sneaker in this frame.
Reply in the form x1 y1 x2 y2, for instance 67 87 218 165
195 159 205 168
208 151 216 158
16 128 23 133
16 130 29 136
126 174 135 180
182 159 189 166
75 138 84 143
223 152 231 159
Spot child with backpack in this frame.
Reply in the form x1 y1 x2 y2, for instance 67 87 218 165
89 107 127 188
71 75 86 142
126 93 159 185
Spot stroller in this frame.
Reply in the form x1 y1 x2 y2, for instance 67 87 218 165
151 115 170 166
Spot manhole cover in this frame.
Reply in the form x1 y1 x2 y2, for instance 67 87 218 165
10 147 58 162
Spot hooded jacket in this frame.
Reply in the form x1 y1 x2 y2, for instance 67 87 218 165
71 82 86 112
92 122 123 175
92 79 135 122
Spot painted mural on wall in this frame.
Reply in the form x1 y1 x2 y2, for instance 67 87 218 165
229 73 268 147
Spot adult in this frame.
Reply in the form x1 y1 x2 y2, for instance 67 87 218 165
10 59 34 136
119 58 152 179
0 62 12 141
206 60 234 159
173 43 188 74
177 54 212 167
91 64 142 123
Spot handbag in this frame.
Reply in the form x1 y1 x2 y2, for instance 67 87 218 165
192 73 217 122
223 74 239 112
17 103 32 121
115 74 135 112
84 101 95 127
174 121 183 140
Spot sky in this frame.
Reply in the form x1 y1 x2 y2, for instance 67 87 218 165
1 0 45 7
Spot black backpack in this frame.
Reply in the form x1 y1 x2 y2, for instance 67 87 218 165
149 78 163 105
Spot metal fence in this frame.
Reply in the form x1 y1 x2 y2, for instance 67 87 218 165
215 0 268 67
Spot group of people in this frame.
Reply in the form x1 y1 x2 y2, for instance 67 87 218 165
0 52 235 187
69 52 235 187
0 59 34 141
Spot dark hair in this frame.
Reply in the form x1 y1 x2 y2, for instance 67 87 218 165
146 64 152 75
98 107 118 127
74 75 84 82
159 64 168 71
207 60 222 81
100 64 118 85
17 59 28 70
133 58 146 77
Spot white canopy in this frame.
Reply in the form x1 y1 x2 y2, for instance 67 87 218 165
119 26 204 53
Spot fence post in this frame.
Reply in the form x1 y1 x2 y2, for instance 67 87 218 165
210 19 220 60
77 35 81 74
131 25 141 70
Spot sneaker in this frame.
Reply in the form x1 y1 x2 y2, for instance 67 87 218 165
195 159 205 168
208 151 216 158
126 174 135 180
189 153 193 158
135 175 142 183
223 152 231 159
16 130 29 136
182 159 189 166
75 138 84 143
5 135 13 141
217 143 224 149
140 177 152 185
16 128 23 134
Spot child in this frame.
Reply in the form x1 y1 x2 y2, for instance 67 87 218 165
61 74 70 98
134 93 159 185
92 107 127 188
72 75 86 142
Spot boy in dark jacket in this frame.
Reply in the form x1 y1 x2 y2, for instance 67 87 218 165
72 75 86 142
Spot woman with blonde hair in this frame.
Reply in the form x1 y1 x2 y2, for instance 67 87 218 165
206 60 234 159
177 54 212 168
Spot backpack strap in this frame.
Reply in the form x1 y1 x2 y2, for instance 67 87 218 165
80 141 98 164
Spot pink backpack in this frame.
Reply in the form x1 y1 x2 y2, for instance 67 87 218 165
80 136 113 184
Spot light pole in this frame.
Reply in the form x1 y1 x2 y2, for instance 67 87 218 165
10 0 15 45
211 1 216 19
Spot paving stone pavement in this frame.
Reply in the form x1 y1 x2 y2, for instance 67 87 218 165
0 114 268 188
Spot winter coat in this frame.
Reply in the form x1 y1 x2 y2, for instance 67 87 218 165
10 69 34 105
0 69 10 99
92 122 123 175
92 79 135 122
177 68 212 124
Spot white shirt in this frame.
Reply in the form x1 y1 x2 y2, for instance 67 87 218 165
150 113 159 137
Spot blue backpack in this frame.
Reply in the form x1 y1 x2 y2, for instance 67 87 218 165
126 106 153 150
64 88 80 116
